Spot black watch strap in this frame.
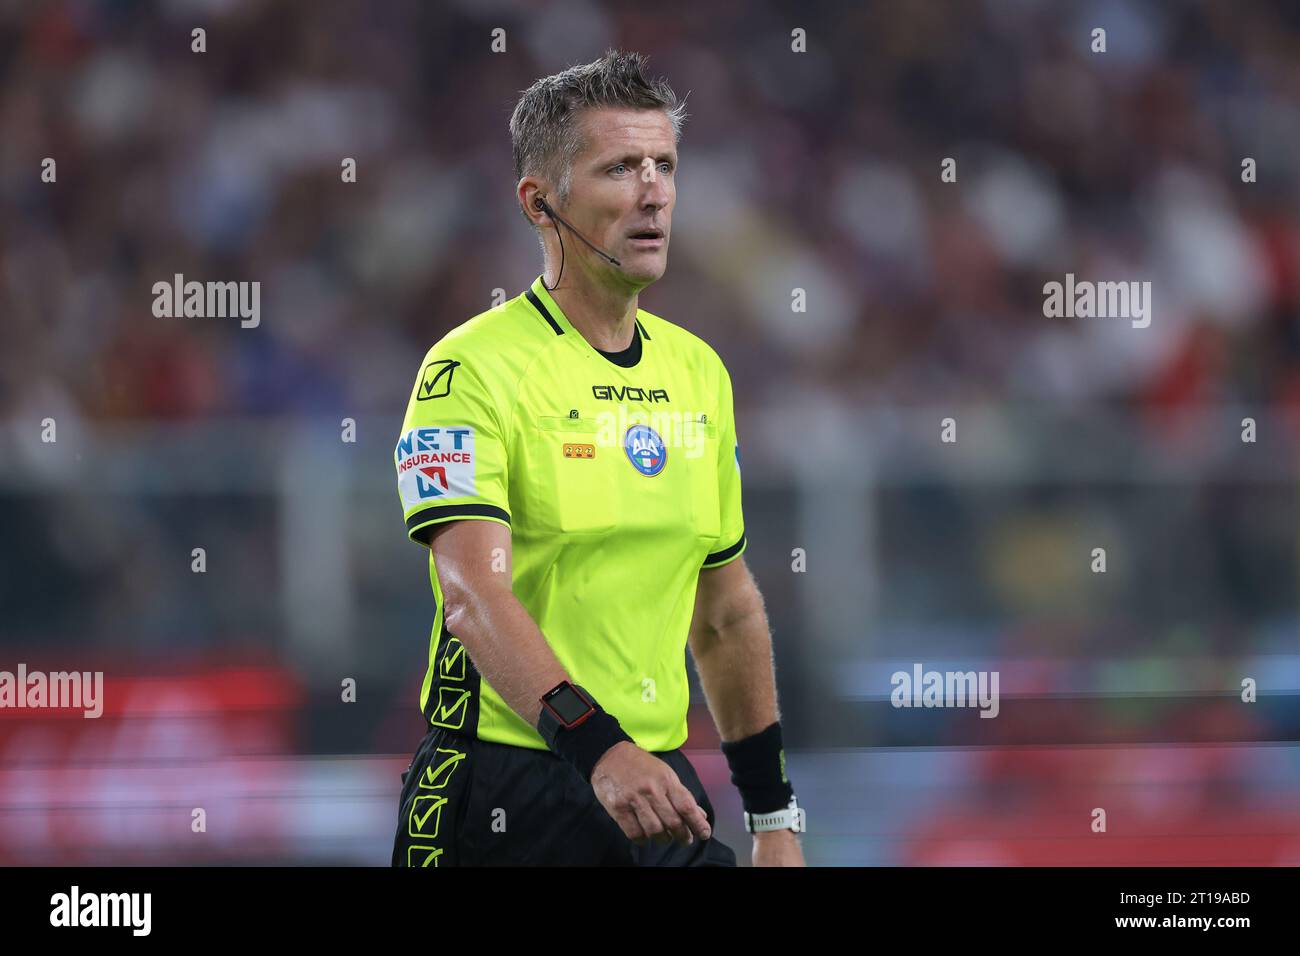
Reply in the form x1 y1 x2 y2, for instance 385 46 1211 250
537 681 597 740
536 681 633 782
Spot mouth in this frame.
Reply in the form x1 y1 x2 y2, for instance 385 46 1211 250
627 227 665 250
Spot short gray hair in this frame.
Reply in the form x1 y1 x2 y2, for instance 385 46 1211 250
510 49 687 222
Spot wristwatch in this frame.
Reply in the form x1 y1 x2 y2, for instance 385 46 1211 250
744 795 806 834
536 680 596 744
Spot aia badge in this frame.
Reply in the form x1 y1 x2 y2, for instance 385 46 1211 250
624 423 666 476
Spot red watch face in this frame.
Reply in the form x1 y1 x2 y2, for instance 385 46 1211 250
543 683 594 727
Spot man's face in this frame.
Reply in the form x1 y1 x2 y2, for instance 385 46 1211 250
563 107 676 285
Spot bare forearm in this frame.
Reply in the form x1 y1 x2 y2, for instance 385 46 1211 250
445 586 570 727
428 521 572 728
691 604 779 742
692 568 804 862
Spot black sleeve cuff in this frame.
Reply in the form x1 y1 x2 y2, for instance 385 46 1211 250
703 530 746 568
406 504 511 543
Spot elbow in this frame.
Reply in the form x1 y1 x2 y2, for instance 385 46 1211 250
441 591 471 638
689 617 721 651
439 572 509 642
439 575 481 639
702 597 768 647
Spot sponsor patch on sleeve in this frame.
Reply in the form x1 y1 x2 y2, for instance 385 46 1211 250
395 426 478 510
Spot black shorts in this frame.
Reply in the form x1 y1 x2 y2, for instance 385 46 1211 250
391 723 737 867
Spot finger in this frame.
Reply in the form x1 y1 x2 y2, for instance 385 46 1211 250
629 797 669 846
646 788 692 845
615 807 649 846
631 797 671 845
667 782 712 841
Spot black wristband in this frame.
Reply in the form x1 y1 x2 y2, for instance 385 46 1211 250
537 685 633 782
720 721 795 815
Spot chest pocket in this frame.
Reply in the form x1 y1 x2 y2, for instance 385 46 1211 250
682 420 721 542
519 415 617 535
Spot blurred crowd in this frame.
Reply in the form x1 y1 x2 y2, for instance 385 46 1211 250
2 0 1298 659
2 0 1300 429
2 0 1300 865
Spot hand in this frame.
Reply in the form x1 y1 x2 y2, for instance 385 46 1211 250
590 742 713 847
752 829 805 866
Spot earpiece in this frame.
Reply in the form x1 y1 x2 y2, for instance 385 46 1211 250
531 193 621 290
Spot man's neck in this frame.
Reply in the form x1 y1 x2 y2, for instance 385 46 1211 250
544 266 639 353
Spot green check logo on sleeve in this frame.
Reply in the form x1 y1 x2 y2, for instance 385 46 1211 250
418 360 460 400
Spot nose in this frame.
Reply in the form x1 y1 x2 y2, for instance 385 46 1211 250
638 169 671 212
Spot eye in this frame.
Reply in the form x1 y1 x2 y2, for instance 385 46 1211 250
610 163 628 174
658 162 674 174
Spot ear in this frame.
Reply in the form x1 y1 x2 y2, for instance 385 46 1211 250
518 180 549 226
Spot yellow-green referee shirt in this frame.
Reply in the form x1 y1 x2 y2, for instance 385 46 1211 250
394 275 747 752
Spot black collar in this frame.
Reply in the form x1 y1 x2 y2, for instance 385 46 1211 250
595 323 644 368
524 279 650 368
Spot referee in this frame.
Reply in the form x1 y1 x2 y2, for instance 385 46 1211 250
391 50 805 867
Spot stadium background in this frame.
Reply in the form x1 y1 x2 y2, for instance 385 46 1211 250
3 0 1300 865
